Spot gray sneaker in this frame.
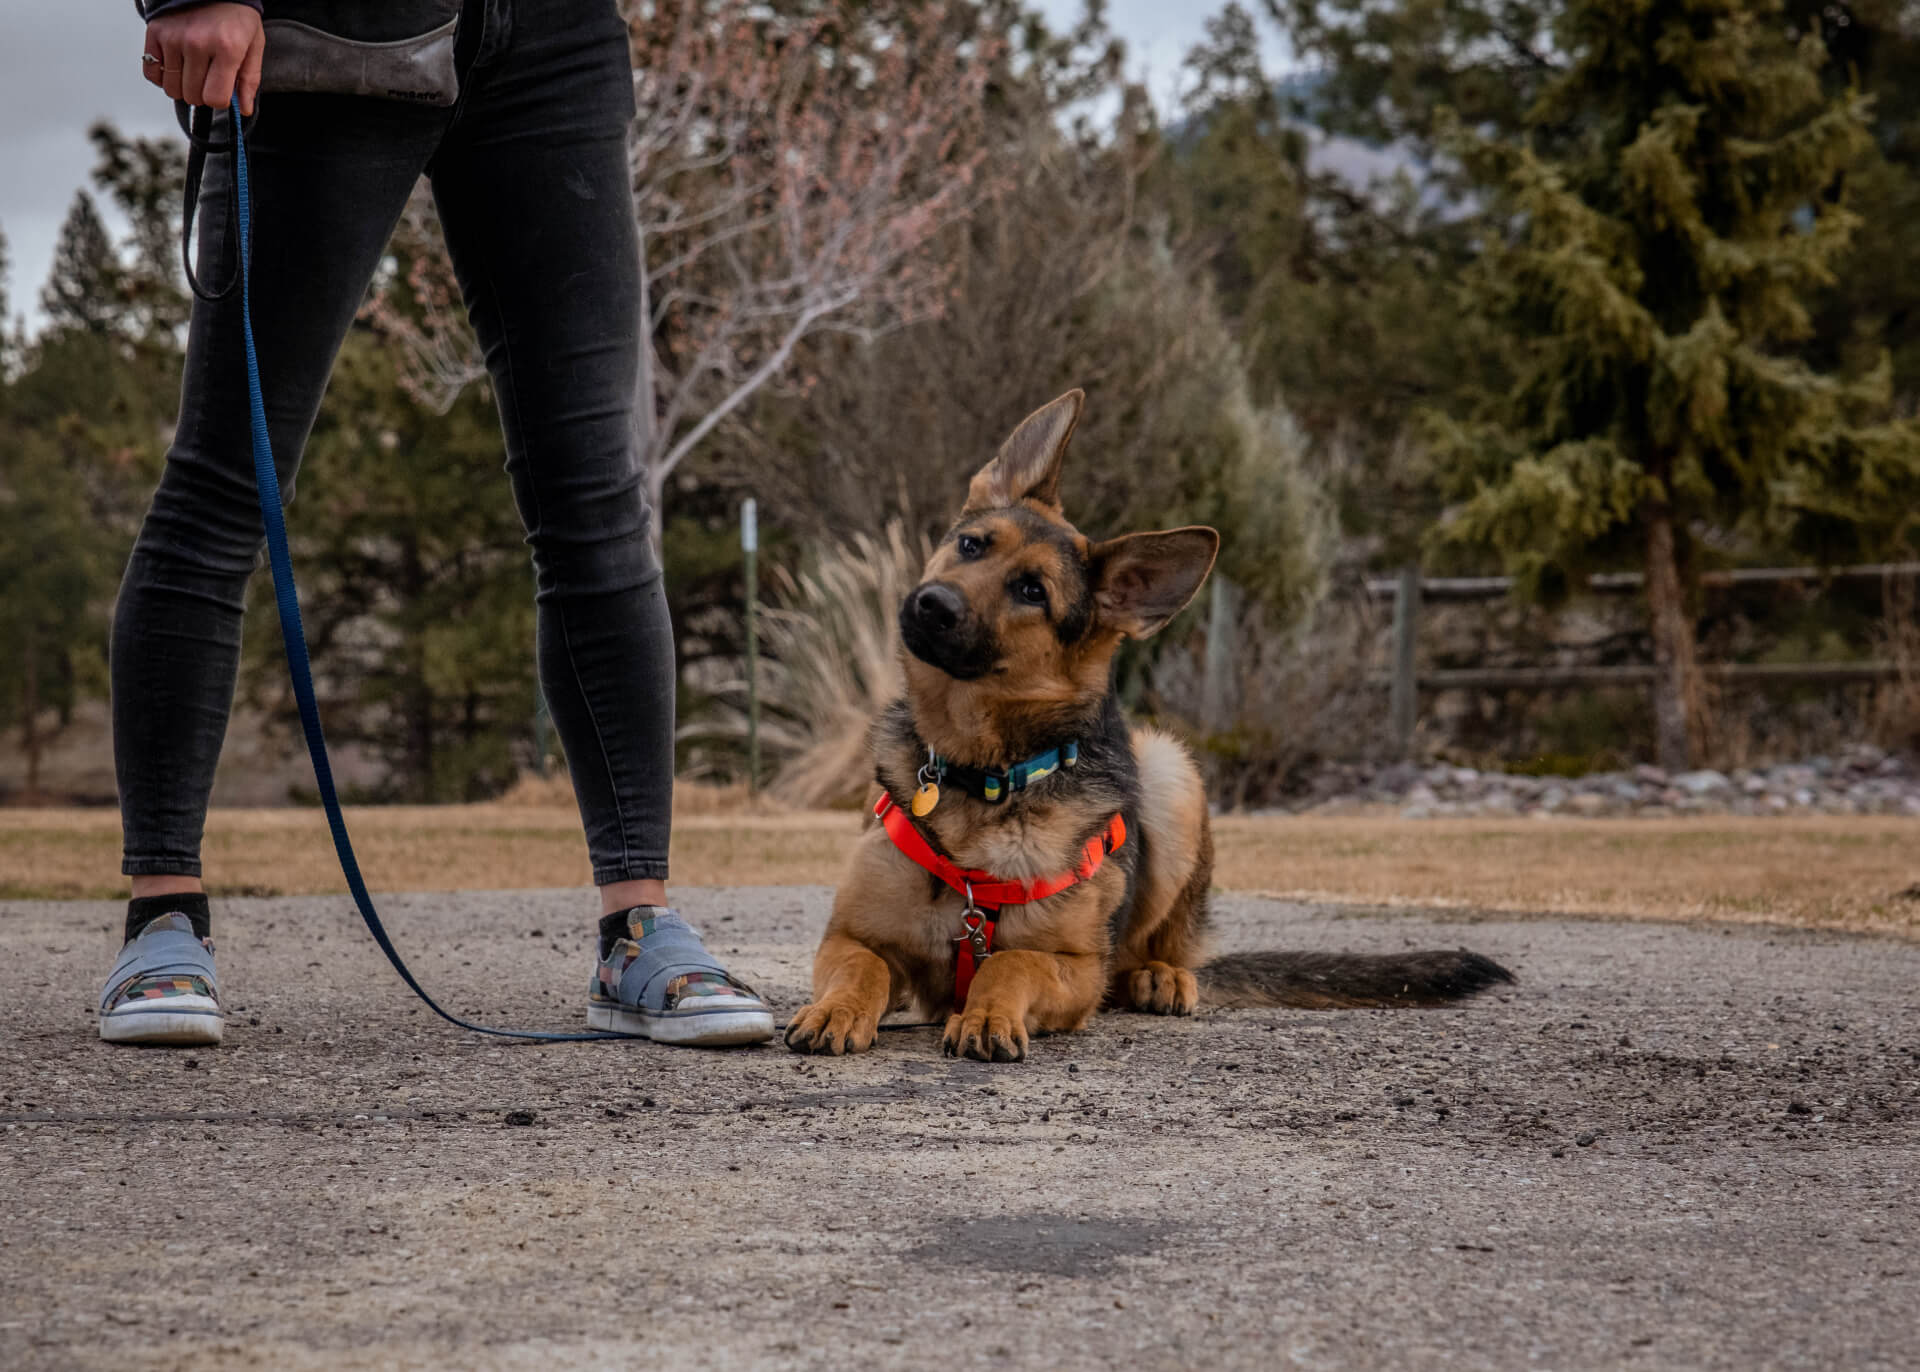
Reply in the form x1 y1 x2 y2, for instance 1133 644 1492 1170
99 913 224 1046
588 907 774 1046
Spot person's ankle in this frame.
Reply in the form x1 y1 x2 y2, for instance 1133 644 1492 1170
131 874 205 901
598 878 668 917
126 892 211 943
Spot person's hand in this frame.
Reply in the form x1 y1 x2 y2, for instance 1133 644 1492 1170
143 3 265 116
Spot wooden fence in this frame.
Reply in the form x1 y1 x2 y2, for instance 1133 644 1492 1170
1361 562 1920 757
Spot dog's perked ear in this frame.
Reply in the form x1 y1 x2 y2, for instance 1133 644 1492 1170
963 389 1085 513
1090 527 1221 640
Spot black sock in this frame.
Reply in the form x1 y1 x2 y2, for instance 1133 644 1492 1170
597 906 672 958
127 893 211 944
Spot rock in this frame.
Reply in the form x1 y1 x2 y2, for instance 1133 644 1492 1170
1268 749 1920 820
1674 770 1731 795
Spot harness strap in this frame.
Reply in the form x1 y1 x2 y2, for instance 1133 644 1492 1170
954 909 995 1012
875 794 1126 909
874 793 1126 1012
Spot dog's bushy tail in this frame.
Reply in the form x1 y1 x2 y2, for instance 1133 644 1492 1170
1198 949 1514 1009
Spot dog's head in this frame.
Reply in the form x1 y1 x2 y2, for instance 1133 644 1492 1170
899 389 1219 758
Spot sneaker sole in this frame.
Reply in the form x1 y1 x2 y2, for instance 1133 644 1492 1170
100 1005 224 1046
587 1002 775 1047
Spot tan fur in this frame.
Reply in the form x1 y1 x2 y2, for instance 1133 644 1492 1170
785 389 1509 1062
1106 726 1213 1015
787 391 1221 1062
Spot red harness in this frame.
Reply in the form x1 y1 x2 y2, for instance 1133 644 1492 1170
874 793 1128 1010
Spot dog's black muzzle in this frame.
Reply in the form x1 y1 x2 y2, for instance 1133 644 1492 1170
901 582 995 680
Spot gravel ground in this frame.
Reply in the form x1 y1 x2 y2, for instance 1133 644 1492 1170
1279 745 1920 819
4 888 1917 1370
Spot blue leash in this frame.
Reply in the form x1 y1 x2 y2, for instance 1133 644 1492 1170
227 97 621 1042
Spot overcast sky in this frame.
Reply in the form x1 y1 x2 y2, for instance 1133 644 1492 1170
1 2 1289 336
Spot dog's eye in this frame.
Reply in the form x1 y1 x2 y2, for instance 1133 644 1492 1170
957 534 984 560
1014 575 1048 607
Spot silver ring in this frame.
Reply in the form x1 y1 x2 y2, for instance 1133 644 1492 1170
142 52 162 65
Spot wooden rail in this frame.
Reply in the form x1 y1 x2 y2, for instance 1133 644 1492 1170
1370 662 1902 692
1365 562 1920 601
1372 563 1917 756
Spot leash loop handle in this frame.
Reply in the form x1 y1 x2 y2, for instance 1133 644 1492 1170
178 100 246 303
226 96 622 1042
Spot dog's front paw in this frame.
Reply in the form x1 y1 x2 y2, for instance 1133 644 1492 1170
784 1001 876 1055
941 1005 1029 1062
1128 962 1198 1015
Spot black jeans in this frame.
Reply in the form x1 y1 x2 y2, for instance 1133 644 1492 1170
113 0 673 887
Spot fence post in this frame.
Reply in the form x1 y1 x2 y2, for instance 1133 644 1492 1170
741 498 760 795
1390 565 1421 759
1201 575 1240 735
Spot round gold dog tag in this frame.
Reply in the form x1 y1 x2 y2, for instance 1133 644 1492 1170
911 783 940 817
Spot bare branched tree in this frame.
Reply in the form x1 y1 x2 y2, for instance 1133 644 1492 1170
367 0 996 548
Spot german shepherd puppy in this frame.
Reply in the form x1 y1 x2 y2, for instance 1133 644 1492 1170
785 390 1512 1061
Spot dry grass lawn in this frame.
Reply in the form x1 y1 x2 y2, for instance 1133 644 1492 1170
4 801 1917 938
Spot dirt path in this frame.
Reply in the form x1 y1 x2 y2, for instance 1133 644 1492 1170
4 889 1916 1369
9 808 1919 936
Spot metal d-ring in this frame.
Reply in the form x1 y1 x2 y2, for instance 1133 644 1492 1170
956 884 992 960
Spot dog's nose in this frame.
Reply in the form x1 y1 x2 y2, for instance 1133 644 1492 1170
909 583 965 634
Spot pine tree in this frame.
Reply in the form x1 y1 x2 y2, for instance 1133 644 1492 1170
240 325 539 802
0 225 15 380
1431 0 1920 768
40 192 124 337
87 122 189 340
0 437 114 793
1172 4 1502 564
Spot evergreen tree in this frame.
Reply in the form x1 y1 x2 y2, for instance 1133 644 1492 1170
40 192 125 337
1431 0 1920 768
1793 0 1920 406
0 125 191 794
0 435 115 792
1171 4 1500 563
1271 0 1562 157
0 226 12 377
87 122 189 341
241 326 538 802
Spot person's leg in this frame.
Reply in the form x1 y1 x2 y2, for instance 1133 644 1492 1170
426 1 672 900
104 94 442 1043
427 1 770 1043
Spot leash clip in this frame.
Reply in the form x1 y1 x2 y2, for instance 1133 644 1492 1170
956 884 992 961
